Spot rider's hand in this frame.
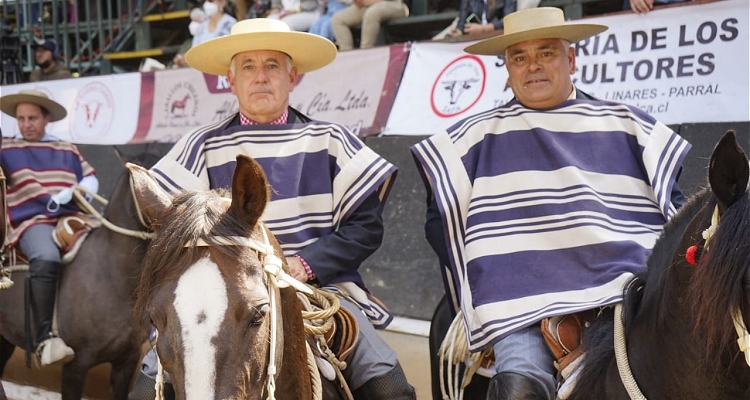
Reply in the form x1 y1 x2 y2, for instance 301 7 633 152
51 187 75 205
285 256 308 283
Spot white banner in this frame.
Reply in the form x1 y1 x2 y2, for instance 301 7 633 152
0 73 142 144
1 45 406 144
383 0 750 135
291 45 397 136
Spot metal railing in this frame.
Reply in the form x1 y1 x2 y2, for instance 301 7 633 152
0 0 174 76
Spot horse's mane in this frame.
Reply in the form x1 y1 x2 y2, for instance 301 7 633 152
568 189 713 399
133 189 257 325
691 189 750 360
640 188 711 322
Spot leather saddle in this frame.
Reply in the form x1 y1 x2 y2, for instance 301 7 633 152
52 214 101 263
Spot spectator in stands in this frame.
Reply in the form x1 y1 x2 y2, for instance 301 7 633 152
266 0 323 31
309 0 350 41
412 7 689 400
193 0 238 46
173 7 208 68
29 38 70 82
173 0 236 68
624 0 691 14
434 0 545 40
330 0 408 50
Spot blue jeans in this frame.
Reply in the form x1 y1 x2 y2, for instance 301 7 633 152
308 0 349 41
491 324 557 398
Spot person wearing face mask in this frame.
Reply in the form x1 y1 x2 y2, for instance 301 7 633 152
173 7 209 68
28 38 71 82
193 0 237 46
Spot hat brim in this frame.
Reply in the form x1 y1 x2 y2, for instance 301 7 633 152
185 31 338 76
0 93 67 122
464 24 607 56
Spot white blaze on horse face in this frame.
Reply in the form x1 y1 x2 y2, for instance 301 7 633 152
174 257 228 399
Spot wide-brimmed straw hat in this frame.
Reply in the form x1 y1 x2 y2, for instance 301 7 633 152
0 89 67 121
464 7 608 56
186 18 337 76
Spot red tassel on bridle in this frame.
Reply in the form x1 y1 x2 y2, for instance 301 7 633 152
686 244 703 266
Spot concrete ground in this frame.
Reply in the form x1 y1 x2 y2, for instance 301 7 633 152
1 330 432 399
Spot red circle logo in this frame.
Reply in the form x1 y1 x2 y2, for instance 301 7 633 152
430 55 487 118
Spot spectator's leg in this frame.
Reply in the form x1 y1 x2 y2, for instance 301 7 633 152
309 0 349 40
282 10 321 31
360 1 408 48
331 5 365 50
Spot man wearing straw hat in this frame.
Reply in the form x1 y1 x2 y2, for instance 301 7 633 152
130 18 416 400
412 7 690 399
0 90 99 366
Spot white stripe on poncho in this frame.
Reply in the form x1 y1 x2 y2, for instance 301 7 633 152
411 98 690 351
150 116 396 257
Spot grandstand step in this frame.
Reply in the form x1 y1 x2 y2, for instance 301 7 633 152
103 45 182 60
142 10 190 23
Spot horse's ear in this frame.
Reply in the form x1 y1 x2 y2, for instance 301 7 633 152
230 155 269 227
126 162 173 227
709 130 749 209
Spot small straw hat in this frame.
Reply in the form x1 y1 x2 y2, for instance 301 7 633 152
0 90 67 121
464 7 608 56
186 18 337 76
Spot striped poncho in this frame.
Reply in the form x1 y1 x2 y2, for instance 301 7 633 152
411 97 690 352
1 138 96 246
150 113 397 326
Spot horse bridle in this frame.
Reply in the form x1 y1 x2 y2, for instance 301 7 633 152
148 224 313 400
614 205 750 400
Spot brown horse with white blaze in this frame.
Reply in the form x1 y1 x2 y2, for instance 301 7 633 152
129 155 320 400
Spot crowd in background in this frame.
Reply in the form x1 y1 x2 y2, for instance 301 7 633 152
16 0 696 81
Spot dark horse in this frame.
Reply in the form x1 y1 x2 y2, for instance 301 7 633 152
0 149 158 399
129 155 342 399
431 130 750 399
568 130 750 398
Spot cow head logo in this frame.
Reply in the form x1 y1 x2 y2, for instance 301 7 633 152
431 55 486 118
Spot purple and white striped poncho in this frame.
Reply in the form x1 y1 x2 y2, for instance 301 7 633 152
1 138 96 246
412 97 690 352
149 115 397 326
151 116 396 255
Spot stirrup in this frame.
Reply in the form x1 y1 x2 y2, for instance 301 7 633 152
36 337 75 366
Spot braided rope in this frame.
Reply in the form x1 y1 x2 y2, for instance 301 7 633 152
71 185 155 240
296 287 354 400
298 287 339 336
438 310 488 400
613 303 647 400
316 335 354 400
306 340 323 400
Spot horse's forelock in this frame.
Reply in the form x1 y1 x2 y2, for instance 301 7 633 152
134 189 258 326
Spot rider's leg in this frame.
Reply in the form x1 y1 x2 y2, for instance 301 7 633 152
338 298 416 400
19 224 74 366
487 324 556 400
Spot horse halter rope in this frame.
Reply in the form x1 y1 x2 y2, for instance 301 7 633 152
614 205 750 400
150 224 313 400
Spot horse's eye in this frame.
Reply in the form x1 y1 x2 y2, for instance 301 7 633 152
250 304 269 326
